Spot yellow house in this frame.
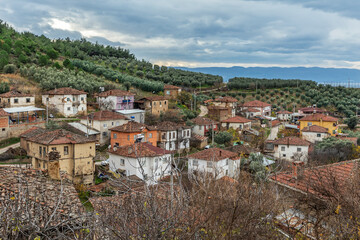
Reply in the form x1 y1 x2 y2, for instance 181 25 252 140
20 128 96 184
299 113 339 136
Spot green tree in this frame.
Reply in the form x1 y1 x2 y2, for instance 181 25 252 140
3 64 16 73
214 131 233 145
0 50 9 71
124 82 131 91
46 48 59 61
346 116 358 129
38 55 49 66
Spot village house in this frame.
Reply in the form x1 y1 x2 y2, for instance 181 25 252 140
298 106 326 116
191 133 208 149
0 108 9 139
154 121 191 152
301 125 330 143
299 113 338 136
242 107 261 118
191 116 218 136
42 87 87 117
205 96 238 117
221 115 252 130
80 110 129 145
96 89 135 111
207 106 232 121
20 128 96 184
188 148 239 179
277 110 292 121
110 121 158 147
116 109 145 123
61 122 100 144
108 142 173 182
136 96 168 116
164 84 182 99
241 100 271 116
0 90 35 108
273 136 311 162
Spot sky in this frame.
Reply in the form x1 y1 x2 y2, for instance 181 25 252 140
1 0 360 69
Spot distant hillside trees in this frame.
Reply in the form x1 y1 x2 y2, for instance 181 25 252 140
227 77 315 90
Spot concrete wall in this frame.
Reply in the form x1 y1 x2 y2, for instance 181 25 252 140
188 158 239 179
302 132 329 143
274 144 309 162
221 122 251 130
1 96 35 108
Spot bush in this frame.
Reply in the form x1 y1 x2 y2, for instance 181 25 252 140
3 64 16 73
214 131 233 145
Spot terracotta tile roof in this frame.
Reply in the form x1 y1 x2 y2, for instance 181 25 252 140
109 142 172 158
299 113 338 122
164 84 181 90
245 108 260 112
153 121 190 131
270 160 359 197
221 116 252 123
336 136 358 145
140 96 168 101
271 120 281 127
192 133 208 141
96 89 134 97
273 136 311 146
243 100 271 108
0 108 10 117
20 127 47 139
226 145 257 155
207 105 228 110
110 121 156 133
45 87 87 95
302 125 329 133
81 110 128 121
277 110 292 114
0 90 33 98
25 128 96 145
188 148 237 161
299 107 326 113
0 166 83 216
191 116 218 126
213 96 238 103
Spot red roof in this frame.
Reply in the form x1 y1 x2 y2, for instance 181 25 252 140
191 116 218 126
221 116 252 123
271 120 281 127
243 100 271 108
0 90 33 98
109 142 171 158
110 121 155 133
270 160 359 198
26 128 95 145
213 96 238 103
188 148 237 161
273 137 311 146
140 96 168 101
277 110 292 114
336 136 358 145
299 107 326 113
299 113 338 122
45 87 87 95
81 111 128 121
0 108 10 117
245 108 260 112
301 125 329 133
164 84 181 90
97 89 134 97
192 133 208 141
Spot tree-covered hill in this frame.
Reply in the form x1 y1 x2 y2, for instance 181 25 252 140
0 20 223 93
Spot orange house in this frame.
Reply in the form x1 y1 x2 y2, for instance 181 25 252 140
110 121 157 147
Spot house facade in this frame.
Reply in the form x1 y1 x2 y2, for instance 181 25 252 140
191 116 218 136
108 142 173 182
20 128 96 184
42 87 87 117
277 110 292 121
116 109 145 123
241 100 271 116
301 125 330 143
96 89 135 111
299 114 338 136
205 96 238 117
0 90 35 108
110 121 158 147
273 137 311 162
0 109 9 139
221 116 252 130
136 96 168 116
207 106 231 121
188 148 239 179
242 108 261 118
164 84 182 99
153 121 191 152
80 110 129 145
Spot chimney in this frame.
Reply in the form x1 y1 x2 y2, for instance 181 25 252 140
219 150 222 157
292 161 304 179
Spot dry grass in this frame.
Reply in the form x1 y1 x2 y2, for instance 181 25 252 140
0 74 41 94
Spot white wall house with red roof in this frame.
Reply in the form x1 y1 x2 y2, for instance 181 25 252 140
241 100 271 116
273 137 311 162
108 142 173 182
277 110 293 121
301 125 330 143
221 116 252 130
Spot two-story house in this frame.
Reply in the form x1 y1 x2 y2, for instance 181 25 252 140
277 110 292 121
154 121 191 152
301 125 330 143
96 89 135 111
188 148 239 179
136 96 168 116
273 137 311 162
110 121 158 147
191 116 218 136
205 96 238 118
42 87 87 117
80 110 129 145
20 128 96 184
108 142 173 182
164 84 182 99
221 116 252 130
299 114 338 136
0 90 35 108
241 100 271 116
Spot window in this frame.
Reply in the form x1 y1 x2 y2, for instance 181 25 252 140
7 99 10 103
88 161 90 164
51 147 56 151
43 162 45 168
113 133 117 139
317 133 321 137
160 101 162 106
297 148 301 152
46 97 49 101
283 154 286 157
148 133 152 139
199 125 202 130
225 159 229 165
120 159 125 166
103 123 107 128
67 98 70 101
207 161 213 168
193 160 199 167
14 99 18 104
281 146 285 151
39 146 42 157
226 170 228 175
166 90 170 95
67 107 71 111
81 97 84 101
2 128 5 132
134 135 137 140
172 132 175 138
102 132 108 137
72 97 75 101
165 101 167 105
43 147 46 155
26 98 31 103
64 146 69 155
127 135 130 141
116 121 120 126
112 122 114 126
154 102 156 106
307 122 312 126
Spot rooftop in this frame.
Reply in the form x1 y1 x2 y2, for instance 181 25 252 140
191 116 218 126
188 148 237 161
164 84 181 90
273 136 311 146
68 122 100 135
110 121 155 133
301 125 329 133
153 121 190 131
221 115 252 123
0 108 10 117
139 96 168 101
245 107 260 112
243 100 271 108
109 142 172 158
4 106 45 113
299 113 338 122
0 90 33 98
277 110 292 114
97 89 134 97
82 110 128 121
116 109 145 114
45 87 87 95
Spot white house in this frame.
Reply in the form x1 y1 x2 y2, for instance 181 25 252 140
242 108 261 118
0 90 35 108
108 142 173 183
277 110 292 121
80 110 129 145
241 100 271 116
96 89 135 111
187 148 239 179
273 137 311 162
191 116 218 136
42 87 87 117
221 116 252 130
154 121 191 152
301 125 330 143
116 109 145 123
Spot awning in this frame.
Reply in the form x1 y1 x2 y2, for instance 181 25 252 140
4 106 45 113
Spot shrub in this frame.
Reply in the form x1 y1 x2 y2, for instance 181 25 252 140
3 64 16 73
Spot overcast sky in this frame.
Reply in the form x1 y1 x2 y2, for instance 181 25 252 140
1 0 360 69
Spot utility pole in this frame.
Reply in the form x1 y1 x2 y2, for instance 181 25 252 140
212 124 214 146
46 99 48 124
194 91 197 112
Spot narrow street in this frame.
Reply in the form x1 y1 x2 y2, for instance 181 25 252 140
267 125 280 140
199 105 208 117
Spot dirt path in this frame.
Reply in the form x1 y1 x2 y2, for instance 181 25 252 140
0 142 20 154
267 125 280 140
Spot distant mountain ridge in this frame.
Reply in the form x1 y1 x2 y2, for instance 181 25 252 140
175 66 360 84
